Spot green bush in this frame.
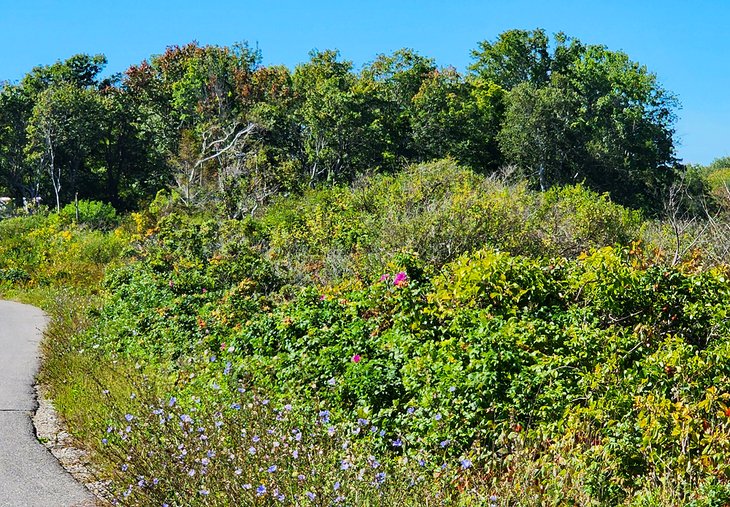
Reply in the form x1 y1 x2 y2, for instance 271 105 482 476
58 200 119 230
264 160 642 284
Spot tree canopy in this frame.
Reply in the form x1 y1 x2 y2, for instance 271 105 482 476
0 30 684 213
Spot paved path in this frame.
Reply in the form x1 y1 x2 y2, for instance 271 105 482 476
0 300 97 507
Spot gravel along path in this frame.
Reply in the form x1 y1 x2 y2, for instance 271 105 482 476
0 300 99 507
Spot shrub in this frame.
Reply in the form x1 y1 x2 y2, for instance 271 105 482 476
58 200 119 230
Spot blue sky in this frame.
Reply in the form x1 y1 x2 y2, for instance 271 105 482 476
0 0 727 164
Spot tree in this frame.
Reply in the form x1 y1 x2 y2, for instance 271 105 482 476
498 81 584 190
411 68 504 172
26 84 103 211
361 49 437 165
469 29 552 90
293 50 385 184
473 29 678 209
0 84 35 200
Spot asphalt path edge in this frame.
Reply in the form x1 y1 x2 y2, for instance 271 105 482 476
0 299 101 507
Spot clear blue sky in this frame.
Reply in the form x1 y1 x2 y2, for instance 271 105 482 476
0 0 727 165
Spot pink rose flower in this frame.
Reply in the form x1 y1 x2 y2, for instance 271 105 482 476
393 271 408 287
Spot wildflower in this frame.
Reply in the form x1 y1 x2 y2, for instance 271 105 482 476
121 464 128 472
334 481 341 491
252 435 260 443
180 414 192 423
328 426 336 436
393 271 408 287
407 407 415 415
167 396 176 407
234 469 242 475
248 447 256 455
188 469 195 477
434 413 442 421
224 362 231 375
375 472 386 484
199 489 209 496
284 404 292 411
242 483 251 489
351 354 362 363
357 418 369 426
440 439 450 448
449 386 456 393
124 414 134 422
102 438 108 445
392 438 403 447
292 450 299 459
460 458 472 469
306 491 316 501
319 410 331 423
340 460 351 470
298 474 306 481
256 485 266 496
327 377 336 386
267 465 277 473
201 458 210 466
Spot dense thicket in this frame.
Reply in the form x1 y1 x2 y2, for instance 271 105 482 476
0 29 679 213
4 161 730 505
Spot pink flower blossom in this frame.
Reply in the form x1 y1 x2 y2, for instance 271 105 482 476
393 271 408 287
380 274 390 282
351 354 362 363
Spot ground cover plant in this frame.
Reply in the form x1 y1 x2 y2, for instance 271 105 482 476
1 161 725 505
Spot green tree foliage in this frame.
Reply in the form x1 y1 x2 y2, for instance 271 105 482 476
0 84 34 199
411 68 504 171
0 31 685 213
26 83 104 211
469 28 553 89
293 50 386 184
474 29 678 210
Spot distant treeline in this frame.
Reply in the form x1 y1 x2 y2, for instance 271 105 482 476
0 29 679 213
